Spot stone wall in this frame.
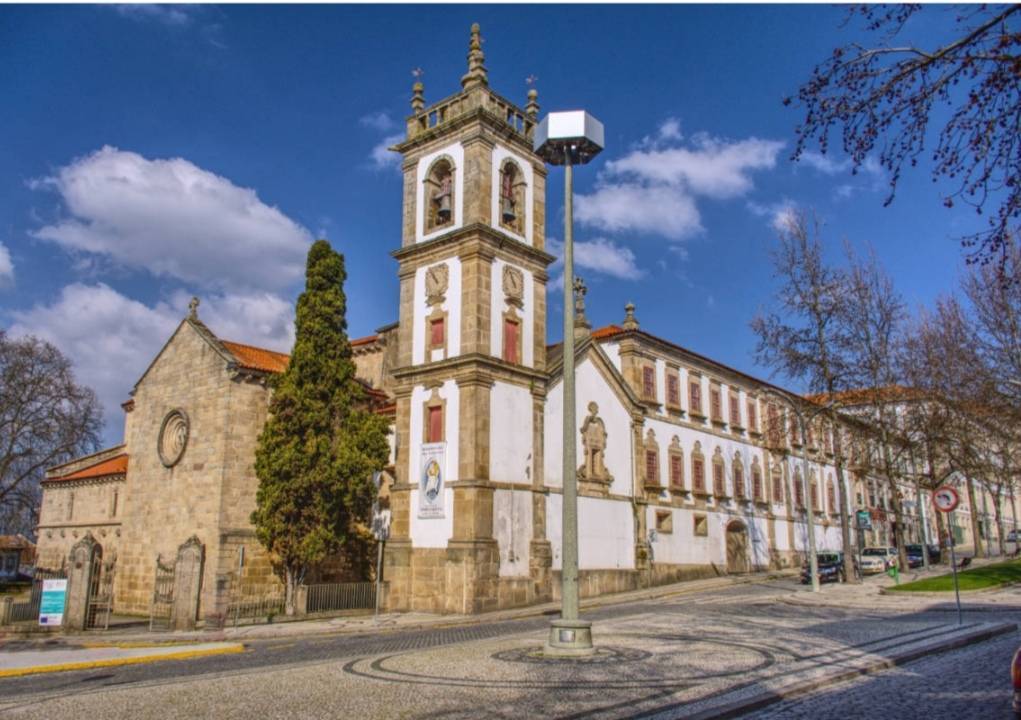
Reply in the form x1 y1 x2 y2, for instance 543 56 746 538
35 478 124 571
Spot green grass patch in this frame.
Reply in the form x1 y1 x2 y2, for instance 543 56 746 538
889 558 1021 592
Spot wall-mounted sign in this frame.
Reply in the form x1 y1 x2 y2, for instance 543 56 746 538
933 485 960 513
418 442 446 519
856 509 872 531
39 578 68 626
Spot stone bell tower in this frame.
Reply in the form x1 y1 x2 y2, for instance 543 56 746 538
383 24 556 613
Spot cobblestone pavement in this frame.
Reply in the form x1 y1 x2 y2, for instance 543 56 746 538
745 627 1021 719
0 579 1015 720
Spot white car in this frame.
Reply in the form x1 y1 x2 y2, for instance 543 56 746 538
861 547 899 574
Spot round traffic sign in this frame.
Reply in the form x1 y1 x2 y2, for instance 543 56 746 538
933 485 960 513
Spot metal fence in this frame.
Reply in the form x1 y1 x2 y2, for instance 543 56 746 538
227 589 285 627
8 568 66 624
304 582 376 614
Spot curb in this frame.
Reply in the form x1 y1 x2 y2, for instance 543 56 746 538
0 643 246 678
678 621 1017 720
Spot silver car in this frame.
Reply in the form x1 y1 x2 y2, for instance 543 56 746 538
861 547 898 574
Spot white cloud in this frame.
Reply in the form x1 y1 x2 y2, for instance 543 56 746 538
115 5 197 26
545 236 645 292
30 146 312 293
748 198 799 233
360 111 396 132
0 242 13 286
797 151 851 175
369 133 404 170
576 128 784 241
10 283 294 440
576 184 702 241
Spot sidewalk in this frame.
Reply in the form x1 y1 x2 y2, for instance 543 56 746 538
0 641 244 678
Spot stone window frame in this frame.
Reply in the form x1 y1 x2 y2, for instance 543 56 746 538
712 447 729 499
422 386 447 444
751 457 766 504
667 436 685 494
691 441 707 496
709 381 724 426
732 452 746 500
771 463 784 504
809 470 822 514
426 306 448 356
423 155 456 235
728 389 744 431
688 372 705 420
693 513 709 537
497 157 527 237
640 361 657 404
501 308 523 365
642 428 660 491
655 509 673 534
665 366 682 411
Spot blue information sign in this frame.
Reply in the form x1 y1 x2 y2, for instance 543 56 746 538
39 579 68 626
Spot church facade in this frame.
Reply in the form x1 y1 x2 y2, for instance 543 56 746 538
38 25 1012 622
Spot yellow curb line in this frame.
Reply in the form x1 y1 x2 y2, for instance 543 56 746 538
79 640 212 649
0 644 245 678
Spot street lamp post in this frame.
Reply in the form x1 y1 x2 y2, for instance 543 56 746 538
535 110 604 657
761 389 820 593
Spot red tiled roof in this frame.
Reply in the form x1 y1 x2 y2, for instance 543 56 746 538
221 341 290 374
806 386 922 406
0 534 34 550
49 454 128 482
351 334 379 347
591 324 625 340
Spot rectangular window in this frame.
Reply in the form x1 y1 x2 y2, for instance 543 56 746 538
689 381 702 415
645 450 658 484
111 489 119 518
752 467 763 500
666 374 680 407
713 462 725 496
729 395 740 426
642 366 656 400
693 457 705 492
669 454 683 489
795 478 805 507
503 319 519 364
430 317 445 348
734 465 744 498
710 387 722 421
428 405 443 443
773 474 784 504
810 482 819 509
747 401 758 431
827 485 836 514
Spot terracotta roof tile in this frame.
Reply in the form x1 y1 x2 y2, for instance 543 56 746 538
49 454 128 482
806 386 922 406
591 324 625 339
221 341 290 374
0 534 34 550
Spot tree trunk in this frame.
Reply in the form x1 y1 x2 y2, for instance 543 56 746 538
992 487 1006 556
834 458 857 582
965 476 983 559
915 478 929 569
934 509 948 563
285 566 297 616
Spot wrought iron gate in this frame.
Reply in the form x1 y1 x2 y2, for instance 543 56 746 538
149 556 175 632
86 554 115 630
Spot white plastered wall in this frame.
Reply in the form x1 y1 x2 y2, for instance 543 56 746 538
489 257 534 367
412 256 462 365
489 381 533 484
415 142 465 243
547 493 635 571
408 380 460 548
494 489 532 577
544 356 633 498
490 146 534 245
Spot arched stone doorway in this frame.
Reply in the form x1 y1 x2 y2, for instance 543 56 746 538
726 521 751 574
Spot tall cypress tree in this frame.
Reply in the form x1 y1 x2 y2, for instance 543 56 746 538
252 240 390 613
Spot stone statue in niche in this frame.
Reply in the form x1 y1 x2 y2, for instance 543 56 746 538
425 263 449 307
578 402 613 486
502 265 524 308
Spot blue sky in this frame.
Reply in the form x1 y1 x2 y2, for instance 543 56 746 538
0 4 992 443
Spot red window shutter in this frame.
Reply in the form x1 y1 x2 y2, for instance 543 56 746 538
667 375 679 405
430 318 444 347
828 485 836 512
645 450 658 483
428 405 443 443
503 319 519 364
795 479 805 507
711 389 721 420
735 466 744 497
713 463 724 495
730 396 740 425
693 458 704 491
753 468 762 500
690 383 701 413
643 367 655 399
748 401 757 431
773 475 783 503
670 454 683 487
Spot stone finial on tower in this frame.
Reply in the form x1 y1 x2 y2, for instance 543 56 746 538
573 276 591 340
622 302 639 331
411 68 425 112
461 23 488 89
188 296 200 320
525 76 539 120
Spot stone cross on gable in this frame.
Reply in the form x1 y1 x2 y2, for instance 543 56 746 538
573 277 591 336
188 297 200 319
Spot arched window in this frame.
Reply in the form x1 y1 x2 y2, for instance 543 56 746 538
733 453 745 499
424 157 455 233
498 159 525 235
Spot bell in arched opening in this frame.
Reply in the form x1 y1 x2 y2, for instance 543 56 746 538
500 163 517 225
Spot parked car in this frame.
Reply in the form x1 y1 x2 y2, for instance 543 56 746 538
926 543 943 563
1012 645 1021 715
904 544 932 568
801 552 847 584
1008 530 1018 543
861 547 898 574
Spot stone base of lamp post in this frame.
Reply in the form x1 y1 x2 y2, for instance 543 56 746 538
544 618 594 657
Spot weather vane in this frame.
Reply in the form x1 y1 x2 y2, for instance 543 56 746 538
526 74 538 86
412 67 424 79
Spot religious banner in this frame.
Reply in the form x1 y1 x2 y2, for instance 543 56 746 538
419 442 446 519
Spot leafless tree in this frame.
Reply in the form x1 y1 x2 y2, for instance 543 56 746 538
787 4 1021 268
0 332 102 536
750 210 858 582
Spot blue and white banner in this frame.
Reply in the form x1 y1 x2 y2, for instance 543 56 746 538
39 578 67 626
419 442 446 519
